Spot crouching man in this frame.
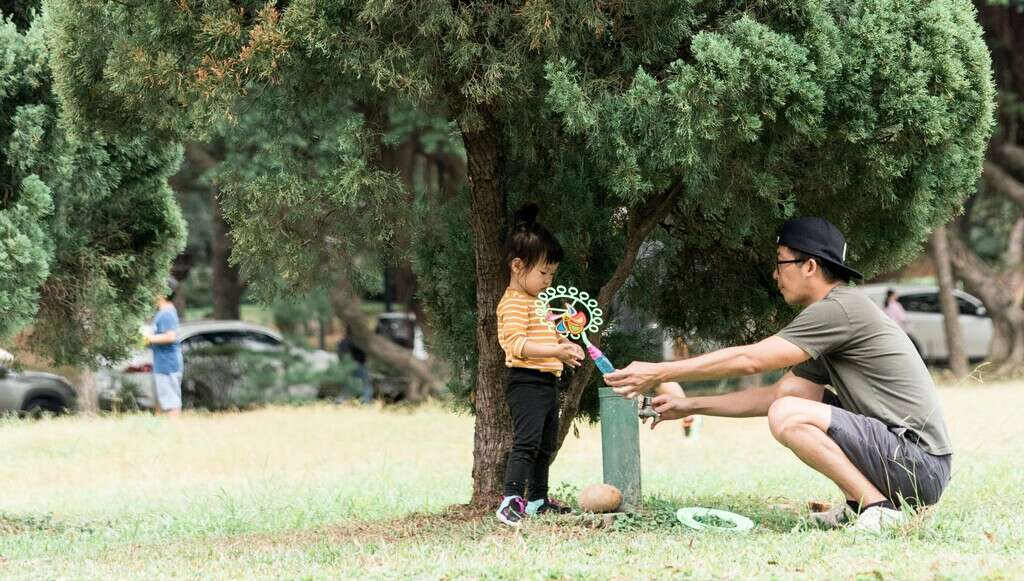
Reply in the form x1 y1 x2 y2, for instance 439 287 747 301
606 217 952 533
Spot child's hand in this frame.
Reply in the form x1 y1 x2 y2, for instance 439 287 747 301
555 342 585 368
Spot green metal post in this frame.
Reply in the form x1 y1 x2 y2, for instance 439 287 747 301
598 387 642 512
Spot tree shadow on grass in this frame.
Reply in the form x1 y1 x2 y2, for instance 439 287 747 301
422 492 808 535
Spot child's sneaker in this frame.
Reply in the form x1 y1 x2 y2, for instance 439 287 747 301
496 495 527 527
526 497 573 516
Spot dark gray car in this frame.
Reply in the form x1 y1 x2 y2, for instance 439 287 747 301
0 351 78 417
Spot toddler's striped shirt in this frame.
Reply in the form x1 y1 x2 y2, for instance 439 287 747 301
496 288 562 376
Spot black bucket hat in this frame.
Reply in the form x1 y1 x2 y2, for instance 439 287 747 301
777 217 863 282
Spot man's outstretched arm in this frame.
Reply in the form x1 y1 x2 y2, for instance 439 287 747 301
648 371 825 423
605 336 810 398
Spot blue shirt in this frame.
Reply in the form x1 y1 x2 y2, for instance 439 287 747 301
151 307 183 374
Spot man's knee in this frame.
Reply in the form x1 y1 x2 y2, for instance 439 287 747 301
768 396 824 443
768 396 797 438
775 380 824 402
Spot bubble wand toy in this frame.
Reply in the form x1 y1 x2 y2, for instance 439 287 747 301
534 286 659 420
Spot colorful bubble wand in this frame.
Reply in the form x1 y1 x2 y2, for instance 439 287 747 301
534 285 616 374
535 285 660 420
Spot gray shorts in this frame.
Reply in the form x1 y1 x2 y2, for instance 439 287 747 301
153 372 183 411
826 401 951 507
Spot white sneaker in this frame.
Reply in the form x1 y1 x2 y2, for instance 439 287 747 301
810 503 855 529
852 505 906 534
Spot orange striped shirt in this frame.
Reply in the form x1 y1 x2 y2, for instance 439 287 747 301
496 288 563 376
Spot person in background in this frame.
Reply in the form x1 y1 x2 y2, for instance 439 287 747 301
143 277 183 417
337 326 372 404
883 289 908 329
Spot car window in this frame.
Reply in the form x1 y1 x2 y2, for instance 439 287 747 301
898 294 940 314
376 318 415 349
955 297 979 316
898 293 982 316
181 331 281 352
180 335 211 353
239 332 283 351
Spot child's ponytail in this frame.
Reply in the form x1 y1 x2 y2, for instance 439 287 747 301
505 203 564 270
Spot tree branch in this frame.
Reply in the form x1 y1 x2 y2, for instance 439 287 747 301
997 143 1024 173
595 181 683 312
556 181 682 448
329 272 446 399
1008 215 1024 269
984 160 1024 210
946 224 1011 311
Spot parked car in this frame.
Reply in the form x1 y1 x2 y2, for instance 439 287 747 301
97 320 334 411
374 312 428 360
0 348 78 417
857 284 993 363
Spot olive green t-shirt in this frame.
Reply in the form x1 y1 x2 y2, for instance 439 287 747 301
777 285 952 456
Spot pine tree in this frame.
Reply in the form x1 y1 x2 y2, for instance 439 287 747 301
0 12 185 366
47 0 993 504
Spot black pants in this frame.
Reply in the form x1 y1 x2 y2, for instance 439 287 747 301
502 368 560 500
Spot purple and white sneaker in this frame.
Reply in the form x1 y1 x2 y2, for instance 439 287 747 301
496 495 527 527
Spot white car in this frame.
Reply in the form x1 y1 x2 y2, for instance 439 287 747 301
857 284 993 363
97 320 333 410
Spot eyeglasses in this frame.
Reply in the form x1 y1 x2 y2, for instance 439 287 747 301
775 259 807 272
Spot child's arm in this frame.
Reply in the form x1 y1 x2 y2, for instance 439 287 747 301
521 340 584 367
498 300 583 367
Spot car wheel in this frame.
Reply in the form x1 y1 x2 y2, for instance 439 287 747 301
22 398 68 419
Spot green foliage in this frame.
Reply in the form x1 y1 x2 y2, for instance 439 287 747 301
544 0 995 343
214 98 405 301
0 15 186 364
0 0 39 31
269 288 333 341
45 0 994 412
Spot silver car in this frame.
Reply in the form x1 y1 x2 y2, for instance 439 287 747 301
97 320 333 410
857 284 993 363
0 348 78 417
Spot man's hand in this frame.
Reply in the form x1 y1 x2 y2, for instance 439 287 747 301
604 361 665 398
555 342 585 368
647 394 693 428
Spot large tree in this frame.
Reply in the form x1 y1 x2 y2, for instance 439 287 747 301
0 11 184 370
943 1 1024 376
47 0 993 505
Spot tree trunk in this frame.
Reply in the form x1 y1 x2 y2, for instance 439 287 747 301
946 226 1024 376
75 369 98 413
317 314 327 351
930 225 969 380
211 186 243 320
461 110 512 508
170 252 192 321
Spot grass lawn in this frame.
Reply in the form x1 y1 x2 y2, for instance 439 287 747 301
1 382 1022 579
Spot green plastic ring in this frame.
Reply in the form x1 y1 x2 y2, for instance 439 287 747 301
676 507 754 532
